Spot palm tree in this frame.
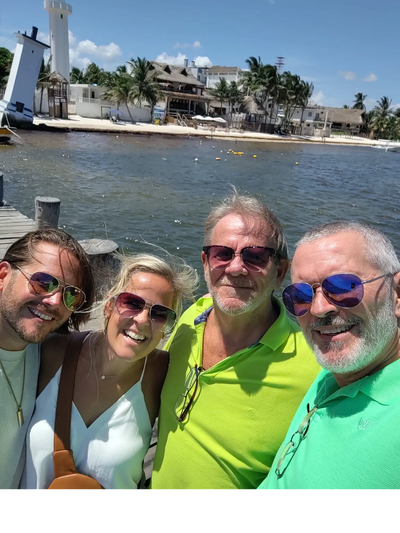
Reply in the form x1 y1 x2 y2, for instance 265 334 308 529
127 57 163 120
361 110 375 137
373 96 394 138
209 77 230 116
385 116 400 140
353 92 367 111
280 72 304 129
342 104 350 109
227 81 243 118
102 71 135 122
299 81 314 128
70 67 86 84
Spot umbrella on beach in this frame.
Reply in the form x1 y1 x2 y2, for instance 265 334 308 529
214 117 227 123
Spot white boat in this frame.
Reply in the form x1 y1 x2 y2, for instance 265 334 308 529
372 142 400 152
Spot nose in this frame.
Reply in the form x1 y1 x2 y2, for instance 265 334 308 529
309 287 338 318
224 253 248 276
41 288 63 308
133 305 151 327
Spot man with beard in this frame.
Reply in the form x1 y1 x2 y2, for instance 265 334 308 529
259 220 400 489
151 190 320 489
0 229 94 488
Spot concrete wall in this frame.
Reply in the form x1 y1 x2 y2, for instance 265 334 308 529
75 100 151 122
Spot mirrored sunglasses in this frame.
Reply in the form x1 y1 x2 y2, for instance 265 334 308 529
202 245 276 272
282 272 391 317
14 266 86 312
114 292 177 333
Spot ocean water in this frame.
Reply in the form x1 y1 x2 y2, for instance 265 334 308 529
1 131 400 294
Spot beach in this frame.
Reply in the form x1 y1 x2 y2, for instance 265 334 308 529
32 114 381 146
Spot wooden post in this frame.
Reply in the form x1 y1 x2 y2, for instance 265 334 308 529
0 173 3 206
34 196 61 229
79 238 120 300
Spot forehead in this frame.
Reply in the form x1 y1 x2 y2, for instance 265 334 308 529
25 242 81 284
210 213 273 246
125 271 174 305
292 231 373 282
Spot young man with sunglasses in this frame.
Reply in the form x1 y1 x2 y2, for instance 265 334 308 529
259 220 400 489
0 229 94 488
151 190 320 489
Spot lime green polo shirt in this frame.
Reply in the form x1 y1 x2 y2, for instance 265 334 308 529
151 296 320 489
259 357 400 489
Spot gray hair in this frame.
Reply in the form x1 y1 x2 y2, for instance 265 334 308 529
102 252 199 332
297 220 400 274
204 186 288 261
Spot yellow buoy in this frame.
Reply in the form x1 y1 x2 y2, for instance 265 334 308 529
295 162 299 165
253 155 257 158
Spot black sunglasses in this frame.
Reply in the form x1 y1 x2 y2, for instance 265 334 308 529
114 292 177 333
203 245 276 272
174 364 203 422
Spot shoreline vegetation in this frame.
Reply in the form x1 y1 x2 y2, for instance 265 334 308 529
32 115 383 147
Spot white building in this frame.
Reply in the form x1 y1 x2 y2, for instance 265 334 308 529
206 66 242 89
44 0 72 83
0 27 49 126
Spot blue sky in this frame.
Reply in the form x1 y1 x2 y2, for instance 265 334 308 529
1 0 399 110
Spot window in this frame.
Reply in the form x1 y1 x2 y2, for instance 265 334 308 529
308 112 312 117
91 91 95 99
61 14 63 18
15 101 24 113
83 88 89 98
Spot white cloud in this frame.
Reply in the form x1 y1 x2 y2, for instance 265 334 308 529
69 48 91 70
362 72 377 82
309 90 325 105
193 41 201 48
155 52 187 65
338 70 356 80
193 56 213 67
37 31 50 45
75 40 122 60
68 30 76 46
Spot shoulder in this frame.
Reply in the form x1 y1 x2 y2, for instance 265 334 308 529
37 332 82 396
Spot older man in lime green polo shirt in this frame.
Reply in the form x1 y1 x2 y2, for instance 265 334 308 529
259 220 400 489
151 189 320 489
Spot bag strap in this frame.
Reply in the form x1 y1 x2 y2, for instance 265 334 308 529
53 331 90 476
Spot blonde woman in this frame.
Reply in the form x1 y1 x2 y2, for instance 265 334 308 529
21 253 198 489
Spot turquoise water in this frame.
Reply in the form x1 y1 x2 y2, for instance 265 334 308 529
1 131 400 294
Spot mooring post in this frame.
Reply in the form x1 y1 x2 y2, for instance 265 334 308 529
34 196 61 229
0 173 3 205
79 238 120 300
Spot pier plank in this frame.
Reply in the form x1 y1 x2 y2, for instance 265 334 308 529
0 203 34 260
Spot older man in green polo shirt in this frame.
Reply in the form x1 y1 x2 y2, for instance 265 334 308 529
151 189 320 489
259 220 400 489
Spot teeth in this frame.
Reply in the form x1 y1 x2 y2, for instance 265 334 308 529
124 330 146 342
29 307 53 321
318 325 352 335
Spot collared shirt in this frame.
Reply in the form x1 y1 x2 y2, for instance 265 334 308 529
259 357 400 489
151 296 320 489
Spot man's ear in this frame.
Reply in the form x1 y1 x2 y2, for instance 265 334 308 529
274 258 290 290
0 262 11 293
393 272 400 318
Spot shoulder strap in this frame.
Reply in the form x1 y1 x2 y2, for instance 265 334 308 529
53 331 90 452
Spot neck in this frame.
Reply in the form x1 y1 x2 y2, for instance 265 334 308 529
210 297 278 349
0 318 28 352
92 331 143 377
333 329 400 388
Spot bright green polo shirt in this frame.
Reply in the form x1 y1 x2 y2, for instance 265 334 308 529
259 357 400 489
151 296 320 489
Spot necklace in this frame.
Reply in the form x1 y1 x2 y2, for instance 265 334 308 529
0 354 26 426
100 364 138 380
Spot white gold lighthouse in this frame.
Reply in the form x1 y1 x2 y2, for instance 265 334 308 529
44 1 72 82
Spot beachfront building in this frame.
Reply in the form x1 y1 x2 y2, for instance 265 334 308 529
286 106 364 137
67 84 151 121
206 66 242 89
148 62 212 118
44 1 72 83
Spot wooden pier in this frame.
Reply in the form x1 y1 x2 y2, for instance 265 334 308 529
0 202 34 260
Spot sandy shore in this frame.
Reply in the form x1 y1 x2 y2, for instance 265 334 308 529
32 115 382 147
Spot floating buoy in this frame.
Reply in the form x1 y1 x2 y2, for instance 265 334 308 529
162 157 167 161
253 155 257 158
295 162 299 165
216 157 221 161
193 158 198 162
220 150 223 153
212 146 215 149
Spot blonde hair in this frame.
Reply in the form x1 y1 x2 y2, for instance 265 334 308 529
101 252 199 332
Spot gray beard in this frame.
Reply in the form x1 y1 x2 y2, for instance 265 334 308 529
304 292 398 374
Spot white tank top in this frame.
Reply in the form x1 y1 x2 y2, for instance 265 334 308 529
21 356 151 489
